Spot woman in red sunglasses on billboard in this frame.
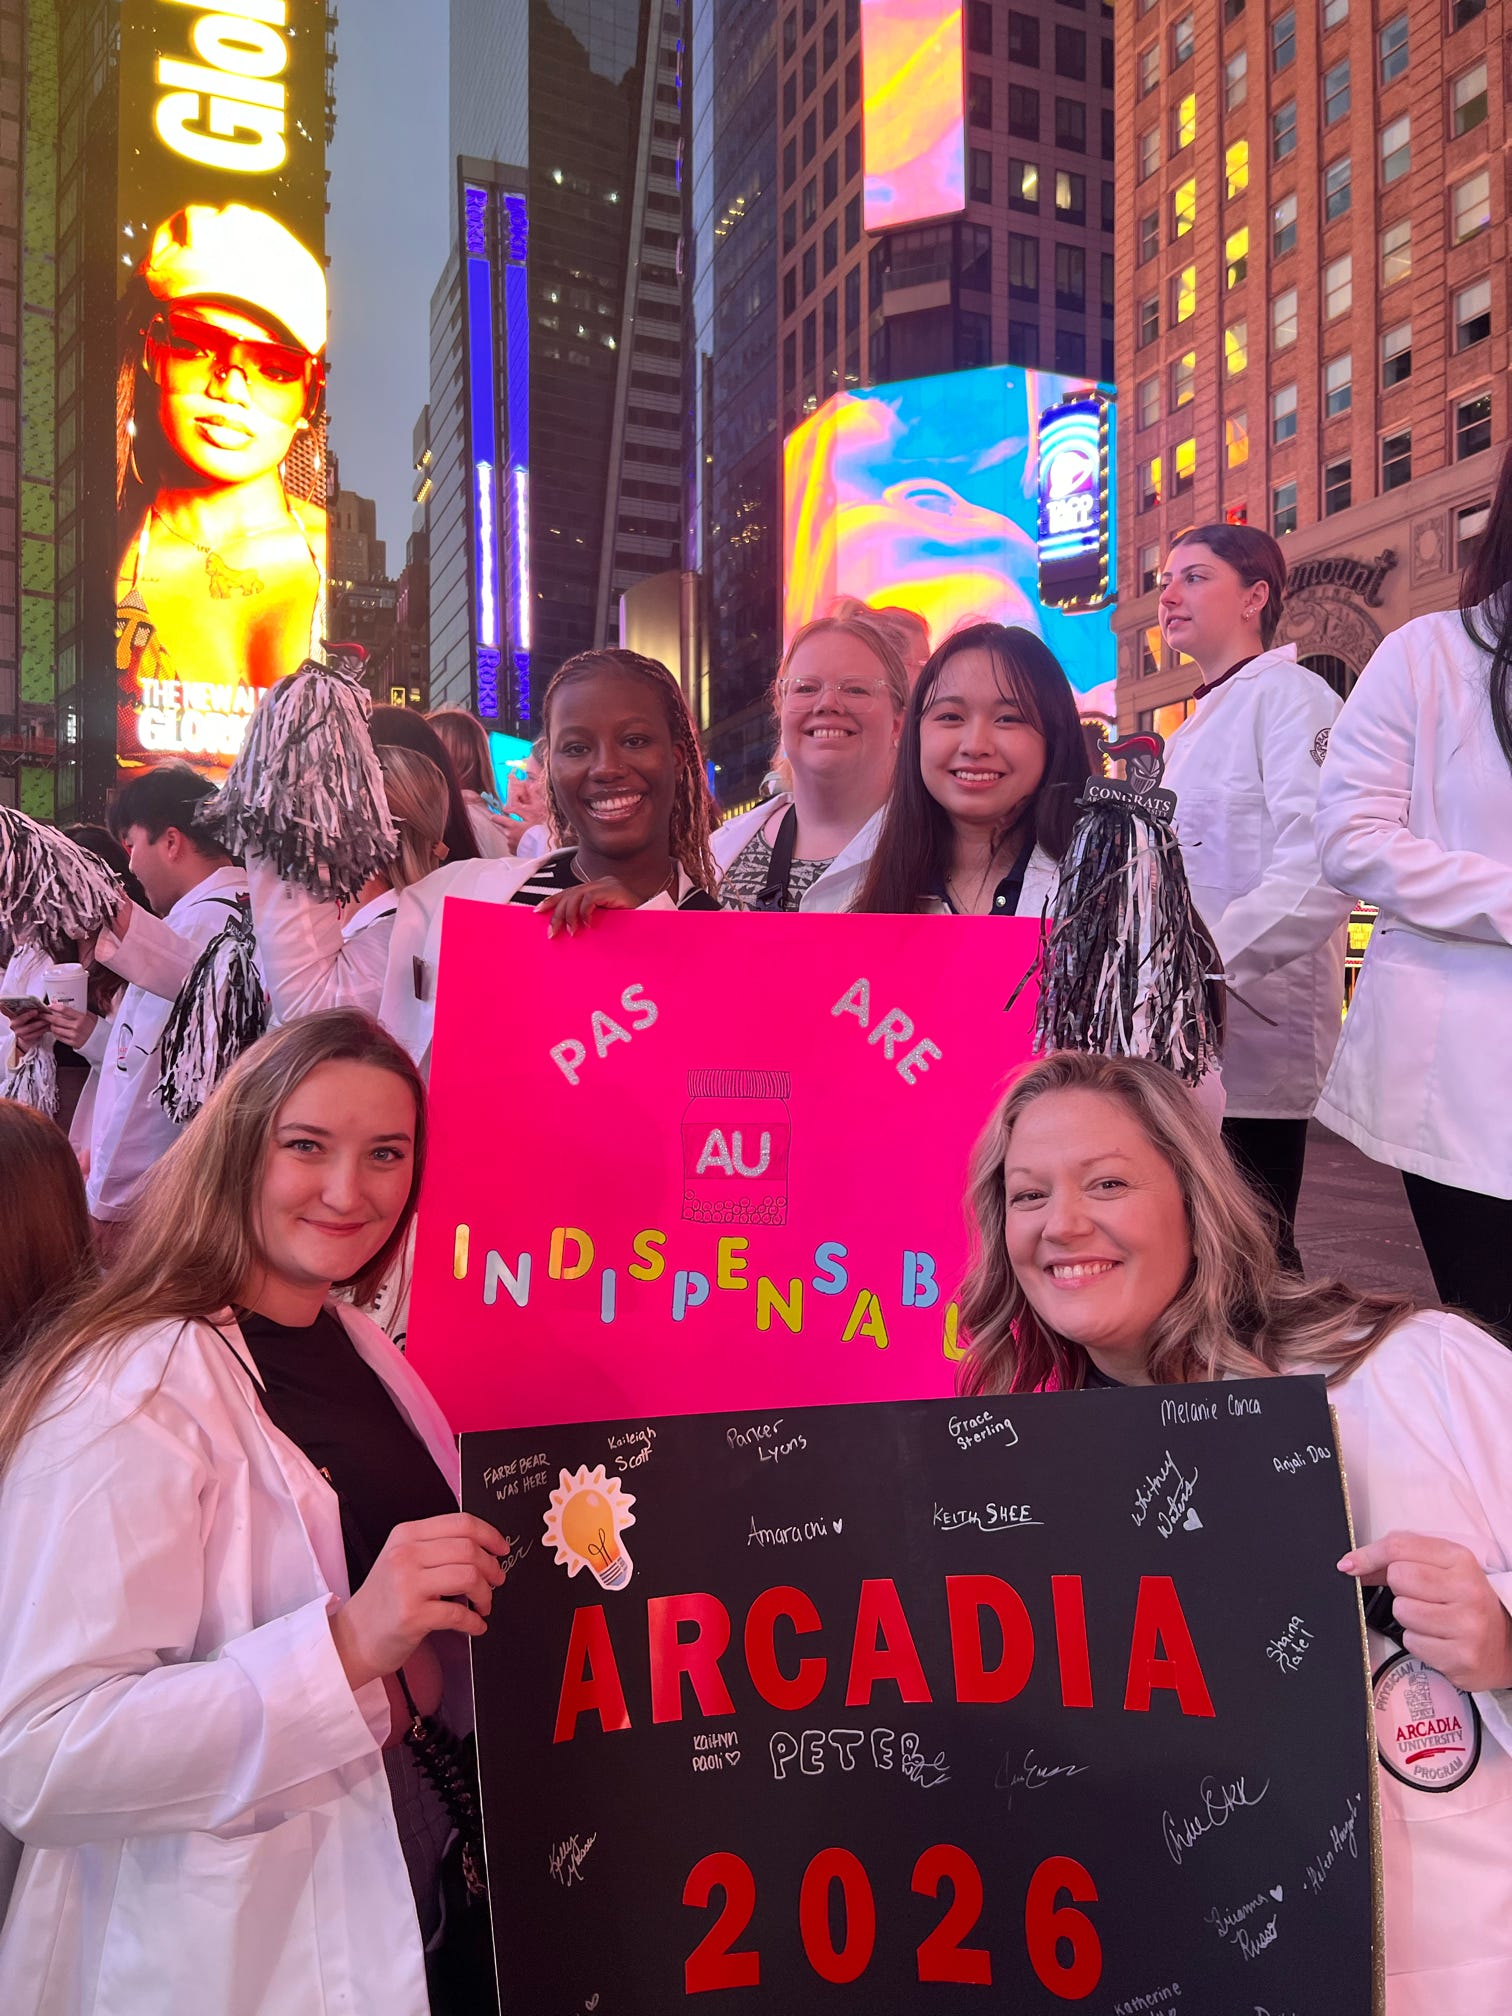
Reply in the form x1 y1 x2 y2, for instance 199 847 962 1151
115 203 328 771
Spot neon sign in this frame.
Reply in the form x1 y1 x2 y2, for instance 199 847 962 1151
1037 397 1112 613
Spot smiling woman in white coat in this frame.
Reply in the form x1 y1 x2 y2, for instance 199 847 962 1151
0 1010 508 2016
1315 451 1512 1339
1157 525 1352 1270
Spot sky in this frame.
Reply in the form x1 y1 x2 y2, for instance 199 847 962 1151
326 0 450 567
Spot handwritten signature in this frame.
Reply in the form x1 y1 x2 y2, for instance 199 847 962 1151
994 1747 1089 1808
1161 1775 1270 1865
549 1832 598 1887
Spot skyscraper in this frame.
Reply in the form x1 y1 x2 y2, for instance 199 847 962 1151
1112 0 1507 735
426 0 690 729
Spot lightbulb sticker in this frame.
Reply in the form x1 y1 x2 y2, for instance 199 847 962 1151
544 1465 637 1593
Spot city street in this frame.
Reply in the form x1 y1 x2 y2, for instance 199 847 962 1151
1298 1124 1435 1300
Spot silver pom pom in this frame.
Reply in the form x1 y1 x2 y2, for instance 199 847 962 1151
0 806 123 953
157 900 270 1125
0 1042 59 1118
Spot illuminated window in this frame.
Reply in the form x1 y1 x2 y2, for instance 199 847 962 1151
1324 354 1353 417
1272 286 1299 348
1381 429 1412 491
1138 295 1160 347
1324 157 1352 221
1172 178 1197 237
1455 277 1492 350
1324 254 1352 320
1226 227 1249 288
1171 265 1197 324
1452 170 1491 244
1271 383 1298 444
1226 140 1249 198
1172 12 1195 64
1137 375 1160 428
1138 211 1159 263
1225 319 1248 374
1272 9 1296 69
1381 321 1411 387
1138 129 1160 181
1010 159 1040 211
1272 480 1299 535
1138 42 1159 94
1381 218 1411 286
1452 61 1488 136
1456 391 1493 460
1381 115 1410 183
1055 170 1087 222
1323 457 1352 515
1273 193 1298 256
1379 14 1408 81
1272 100 1297 160
1173 437 1197 494
1139 456 1164 511
1173 93 1197 150
1225 50 1247 110
1170 351 1196 407
1226 413 1249 467
1323 60 1350 124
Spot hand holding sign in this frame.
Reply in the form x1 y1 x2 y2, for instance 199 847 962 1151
1341 1530 1512 1691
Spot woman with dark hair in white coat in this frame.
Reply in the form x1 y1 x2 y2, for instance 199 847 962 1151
1156 524 1352 1269
1315 449 1512 1338
712 614 908 913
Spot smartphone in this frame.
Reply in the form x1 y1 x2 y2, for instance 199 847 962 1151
0 995 45 1016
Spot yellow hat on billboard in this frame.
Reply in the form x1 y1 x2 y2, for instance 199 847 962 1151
141 204 327 355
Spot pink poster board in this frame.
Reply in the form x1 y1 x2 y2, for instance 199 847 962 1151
407 902 1041 1430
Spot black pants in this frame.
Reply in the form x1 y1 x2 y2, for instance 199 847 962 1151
1222 1116 1309 1274
1402 1172 1512 1343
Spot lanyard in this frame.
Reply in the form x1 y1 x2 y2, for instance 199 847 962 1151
753 805 800 912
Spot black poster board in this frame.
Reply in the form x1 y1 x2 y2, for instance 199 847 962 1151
462 1379 1377 2013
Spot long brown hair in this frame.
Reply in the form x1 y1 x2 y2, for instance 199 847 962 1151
0 1103 95 1375
957 1051 1417 1396
426 705 497 799
541 648 719 890
0 1011 426 1474
376 745 449 891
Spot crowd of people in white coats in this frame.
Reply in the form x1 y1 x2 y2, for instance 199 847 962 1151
1 449 1511 2015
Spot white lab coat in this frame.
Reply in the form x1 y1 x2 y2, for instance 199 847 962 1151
711 796 886 913
463 792 516 860
1320 1309 1512 2013
0 1302 465 2016
85 865 249 1220
246 853 398 1025
1315 607 1512 1197
0 943 51 1079
1161 645 1351 1118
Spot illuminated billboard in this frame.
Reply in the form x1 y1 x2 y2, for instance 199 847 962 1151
860 0 966 232
784 364 1118 715
1037 395 1113 612
115 1 329 777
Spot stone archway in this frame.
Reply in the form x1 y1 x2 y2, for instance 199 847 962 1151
1276 587 1386 694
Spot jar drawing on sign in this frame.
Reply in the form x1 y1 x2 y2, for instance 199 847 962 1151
681 1069 792 1226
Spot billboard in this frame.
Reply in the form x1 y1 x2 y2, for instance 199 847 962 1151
860 0 966 231
784 365 1118 716
115 1 330 778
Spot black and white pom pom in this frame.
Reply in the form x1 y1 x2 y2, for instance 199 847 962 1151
0 805 123 953
196 642 397 903
1012 736 1221 1086
157 899 270 1125
1 1042 58 1119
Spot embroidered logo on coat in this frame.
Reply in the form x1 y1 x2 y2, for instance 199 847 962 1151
1311 728 1331 766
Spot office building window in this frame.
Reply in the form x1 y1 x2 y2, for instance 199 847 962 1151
1138 542 1161 593
968 74 992 127
1137 375 1160 429
1138 210 1159 263
1457 501 1490 564
1008 234 1040 300
1225 49 1248 109
1139 457 1164 511
1171 350 1196 407
1007 10 1040 64
1102 180 1116 231
1381 218 1411 286
783 267 797 315
1456 391 1493 460
1272 8 1296 69
1323 457 1352 515
1452 61 1488 135
1273 194 1298 256
1324 254 1352 320
1008 320 1040 367
1273 481 1299 535
1055 24 1087 78
1324 156 1351 221
969 148 992 202
1273 100 1298 161
1226 412 1249 468
1173 93 1197 149
1008 83 1040 138
1272 286 1299 347
1172 178 1197 238
1271 383 1298 444
1138 42 1159 94
845 194 861 248
1381 115 1410 183
1173 437 1197 495
802 245 817 295
1226 319 1248 374
1323 60 1350 124
1323 0 1348 24
1009 159 1040 211
1381 320 1412 387
1056 98 1088 152
1226 227 1249 287
1171 265 1197 324
823 151 838 205
1226 140 1249 198
1138 128 1160 180
1172 11 1195 63
1379 14 1408 80
1054 327 1087 374
1324 353 1353 417
1224 0 1246 21
783 203 797 252
1381 429 1412 490
1451 0 1485 23
1055 171 1087 223
1455 277 1492 349
1452 170 1491 244
968 0 993 53
1138 295 1160 347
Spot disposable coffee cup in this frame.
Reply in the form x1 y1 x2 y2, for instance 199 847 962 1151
44 962 89 1014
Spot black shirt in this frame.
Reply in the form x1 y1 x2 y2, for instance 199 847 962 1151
236 1307 456 1588
514 848 720 911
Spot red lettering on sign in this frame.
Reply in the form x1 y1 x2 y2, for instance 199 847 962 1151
845 1578 934 1707
745 1585 827 1709
1051 1574 1094 1709
1122 1575 1215 1718
552 1605 632 1743
649 1590 736 1724
946 1574 1035 1704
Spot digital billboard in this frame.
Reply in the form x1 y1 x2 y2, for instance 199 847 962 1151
860 0 966 232
784 365 1118 716
114 1 330 777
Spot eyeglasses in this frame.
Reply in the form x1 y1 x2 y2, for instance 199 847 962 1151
777 674 892 707
146 310 318 400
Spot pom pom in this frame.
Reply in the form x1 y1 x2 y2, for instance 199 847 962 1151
0 1042 58 1118
196 642 397 902
157 900 270 1125
0 806 123 954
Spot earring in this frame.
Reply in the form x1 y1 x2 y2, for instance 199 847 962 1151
295 418 310 433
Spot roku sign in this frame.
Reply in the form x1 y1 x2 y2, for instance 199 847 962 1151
153 0 295 174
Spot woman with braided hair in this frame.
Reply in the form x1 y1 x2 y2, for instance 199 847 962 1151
380 648 720 1072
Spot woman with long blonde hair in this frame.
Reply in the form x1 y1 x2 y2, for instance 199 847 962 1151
958 1049 1512 2012
0 1010 505 2015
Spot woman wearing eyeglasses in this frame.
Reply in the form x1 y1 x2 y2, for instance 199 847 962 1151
115 205 328 775
712 615 909 912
